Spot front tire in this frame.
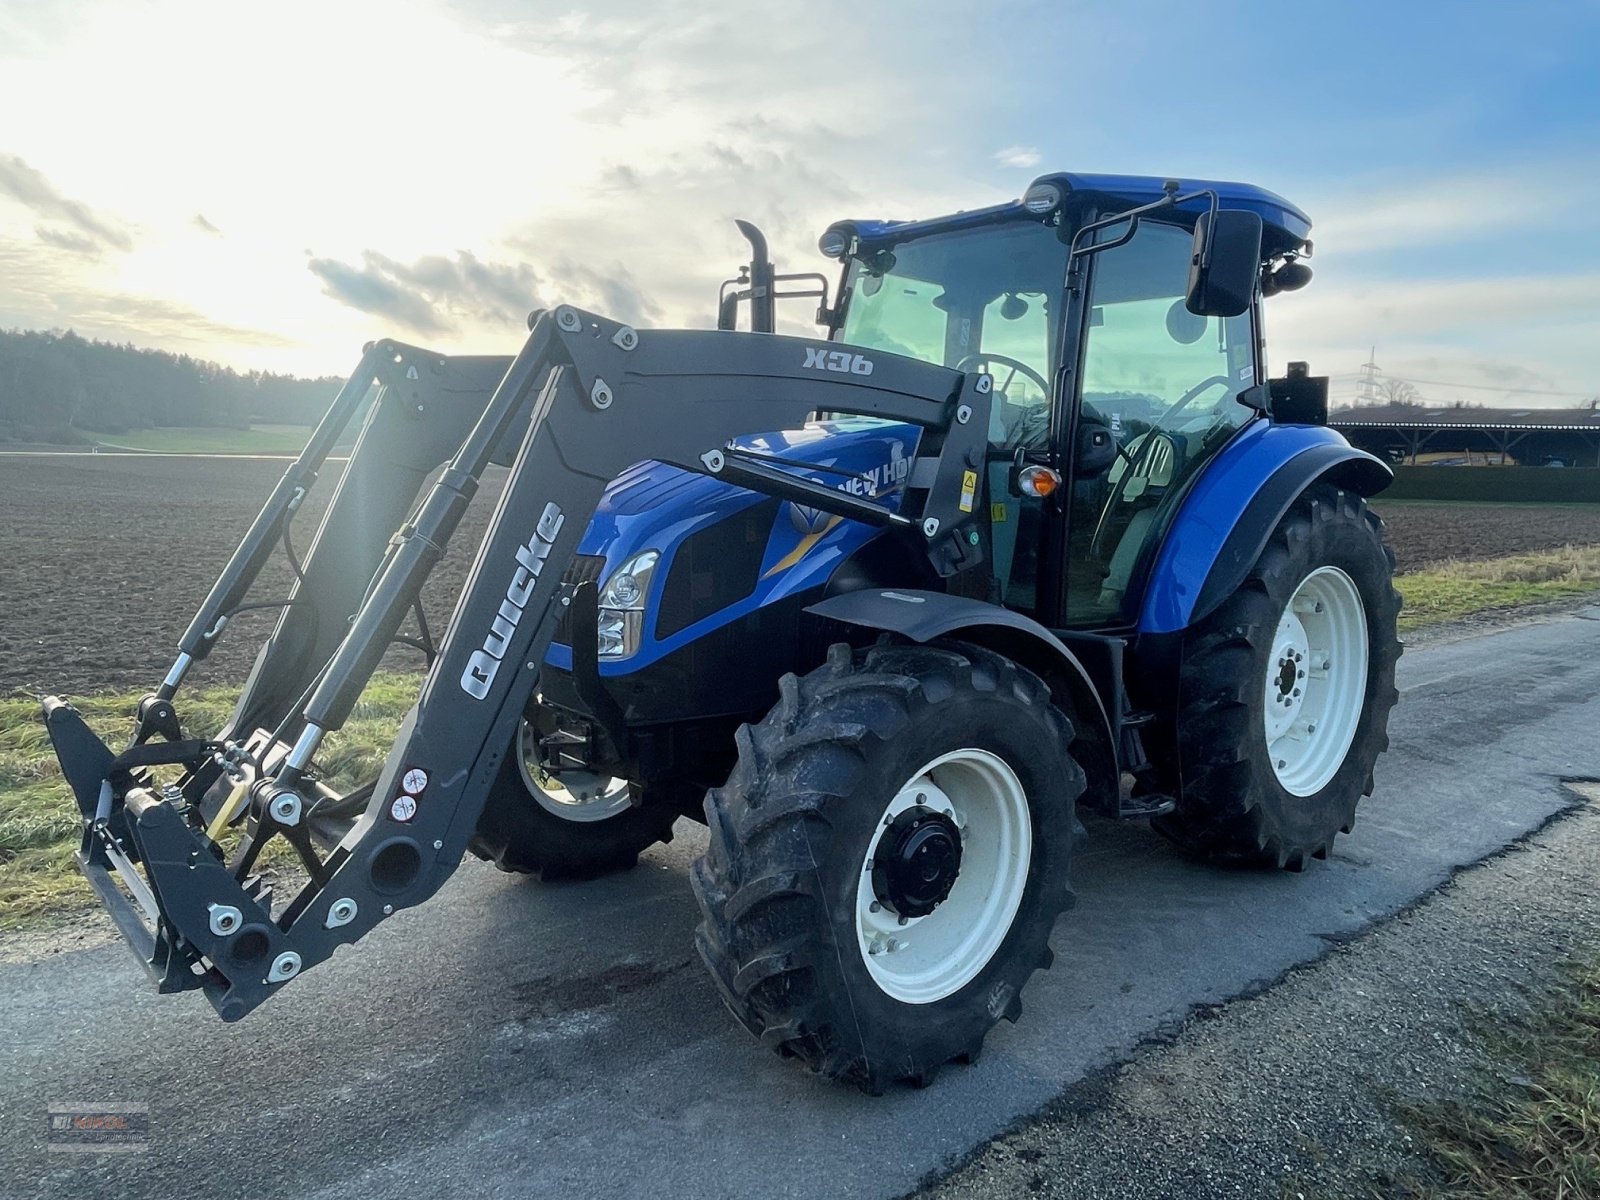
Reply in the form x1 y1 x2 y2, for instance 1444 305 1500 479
468 716 678 880
1154 485 1401 869
692 640 1082 1092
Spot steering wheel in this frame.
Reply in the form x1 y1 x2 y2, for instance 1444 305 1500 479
1089 429 1181 559
1086 374 1230 561
1151 374 1233 433
955 352 1050 401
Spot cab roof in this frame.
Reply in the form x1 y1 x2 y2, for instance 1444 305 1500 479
835 171 1311 259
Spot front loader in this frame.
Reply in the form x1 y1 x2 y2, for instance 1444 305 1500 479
42 171 1399 1092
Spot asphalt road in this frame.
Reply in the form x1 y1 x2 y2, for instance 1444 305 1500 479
4 610 1600 1200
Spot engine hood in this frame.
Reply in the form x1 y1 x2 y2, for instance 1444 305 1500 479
577 416 920 557
547 416 921 674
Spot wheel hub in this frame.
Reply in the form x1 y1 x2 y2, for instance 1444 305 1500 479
1265 605 1313 741
855 749 1032 1005
516 718 632 822
872 808 963 918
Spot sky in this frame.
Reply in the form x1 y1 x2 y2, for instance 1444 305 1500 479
0 0 1596 407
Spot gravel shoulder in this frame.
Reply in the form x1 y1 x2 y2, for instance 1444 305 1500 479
915 782 1600 1200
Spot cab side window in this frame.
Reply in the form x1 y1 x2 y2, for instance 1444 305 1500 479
1065 220 1257 625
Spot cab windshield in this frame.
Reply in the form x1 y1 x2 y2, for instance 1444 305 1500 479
837 222 1069 449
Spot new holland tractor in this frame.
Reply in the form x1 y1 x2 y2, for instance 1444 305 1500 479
43 171 1400 1092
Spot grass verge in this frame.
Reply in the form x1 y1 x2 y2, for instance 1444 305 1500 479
0 675 416 934
1396 545 1600 632
1388 955 1600 1198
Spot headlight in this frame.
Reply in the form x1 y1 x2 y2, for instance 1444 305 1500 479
596 550 659 660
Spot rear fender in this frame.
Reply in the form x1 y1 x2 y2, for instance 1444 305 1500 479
1139 423 1391 635
806 589 1117 798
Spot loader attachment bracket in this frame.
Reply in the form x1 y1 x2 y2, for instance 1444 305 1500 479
45 304 994 1020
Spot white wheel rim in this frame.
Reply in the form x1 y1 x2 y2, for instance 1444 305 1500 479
1264 566 1369 797
516 719 632 822
855 748 1032 1005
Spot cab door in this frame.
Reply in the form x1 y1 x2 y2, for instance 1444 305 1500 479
1057 218 1259 627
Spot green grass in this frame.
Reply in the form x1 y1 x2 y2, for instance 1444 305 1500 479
1387 955 1600 1198
89 423 314 455
0 674 416 933
1396 546 1600 632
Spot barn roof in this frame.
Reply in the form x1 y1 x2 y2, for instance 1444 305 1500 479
1331 405 1600 432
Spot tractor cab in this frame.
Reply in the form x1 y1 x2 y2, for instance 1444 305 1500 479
804 173 1316 630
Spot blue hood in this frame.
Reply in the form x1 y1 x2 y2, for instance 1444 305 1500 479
546 417 920 674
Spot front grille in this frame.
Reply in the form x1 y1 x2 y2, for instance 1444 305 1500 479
553 553 606 644
655 500 779 640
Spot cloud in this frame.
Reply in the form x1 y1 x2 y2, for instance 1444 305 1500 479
1303 165 1594 256
1266 270 1600 404
76 292 295 347
542 259 660 328
1274 272 1600 346
33 224 100 254
192 212 221 235
994 145 1041 169
0 154 132 252
0 236 293 349
307 253 451 334
307 248 546 335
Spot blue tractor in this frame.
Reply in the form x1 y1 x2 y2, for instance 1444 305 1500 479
43 172 1399 1093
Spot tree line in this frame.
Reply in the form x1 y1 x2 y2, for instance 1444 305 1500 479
0 328 341 441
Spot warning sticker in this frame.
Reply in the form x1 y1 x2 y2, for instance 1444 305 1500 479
390 794 418 822
959 469 978 513
402 768 428 794
991 502 1008 523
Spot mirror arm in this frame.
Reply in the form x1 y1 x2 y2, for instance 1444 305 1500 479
1237 383 1272 414
1068 185 1219 261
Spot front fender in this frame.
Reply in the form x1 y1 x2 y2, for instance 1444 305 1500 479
806 588 1115 780
1139 422 1391 635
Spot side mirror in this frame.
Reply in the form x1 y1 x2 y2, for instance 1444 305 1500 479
1186 209 1263 318
1074 420 1118 478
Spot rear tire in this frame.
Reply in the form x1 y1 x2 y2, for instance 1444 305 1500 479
1154 485 1401 869
468 717 677 881
692 640 1082 1092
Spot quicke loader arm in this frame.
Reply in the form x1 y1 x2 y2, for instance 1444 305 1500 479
42 305 994 1020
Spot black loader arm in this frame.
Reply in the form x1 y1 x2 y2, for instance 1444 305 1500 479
43 305 993 1020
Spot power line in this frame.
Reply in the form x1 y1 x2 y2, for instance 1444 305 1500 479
1327 372 1592 399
